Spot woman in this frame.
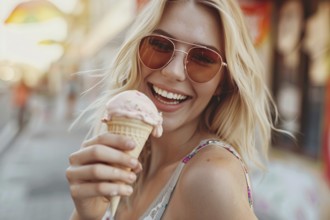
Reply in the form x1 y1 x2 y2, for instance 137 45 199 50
66 0 277 219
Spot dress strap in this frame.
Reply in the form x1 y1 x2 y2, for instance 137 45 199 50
183 139 253 209
140 162 185 220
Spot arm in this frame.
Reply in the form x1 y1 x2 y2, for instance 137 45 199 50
179 146 257 220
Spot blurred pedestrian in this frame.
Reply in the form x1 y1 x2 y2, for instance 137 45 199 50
66 73 80 119
12 79 31 131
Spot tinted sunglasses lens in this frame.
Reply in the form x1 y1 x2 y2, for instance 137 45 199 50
139 36 174 69
186 48 222 83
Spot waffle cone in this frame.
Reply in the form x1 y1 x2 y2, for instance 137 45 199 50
105 117 153 217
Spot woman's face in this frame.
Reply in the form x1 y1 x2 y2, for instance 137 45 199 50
138 1 225 133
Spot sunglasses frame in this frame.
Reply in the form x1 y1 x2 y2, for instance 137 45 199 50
138 34 227 83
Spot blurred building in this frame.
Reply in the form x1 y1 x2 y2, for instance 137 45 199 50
239 0 330 179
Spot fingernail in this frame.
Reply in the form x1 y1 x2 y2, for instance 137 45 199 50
125 186 133 195
137 163 143 173
130 158 138 167
129 173 136 181
126 140 135 149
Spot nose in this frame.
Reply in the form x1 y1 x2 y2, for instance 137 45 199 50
160 49 187 82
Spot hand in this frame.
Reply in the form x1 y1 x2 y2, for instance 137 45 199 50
66 132 141 220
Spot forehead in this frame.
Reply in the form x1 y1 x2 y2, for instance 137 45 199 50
156 1 223 50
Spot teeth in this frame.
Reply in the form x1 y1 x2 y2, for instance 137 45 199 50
153 85 187 101
158 99 180 105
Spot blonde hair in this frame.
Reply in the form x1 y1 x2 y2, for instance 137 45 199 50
82 0 280 168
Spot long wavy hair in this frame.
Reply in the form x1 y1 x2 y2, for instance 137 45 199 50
81 0 280 170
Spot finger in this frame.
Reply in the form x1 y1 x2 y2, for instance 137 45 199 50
69 145 139 169
70 182 133 199
66 164 137 184
132 162 143 174
82 132 136 151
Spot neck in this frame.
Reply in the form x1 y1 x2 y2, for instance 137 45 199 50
146 122 212 178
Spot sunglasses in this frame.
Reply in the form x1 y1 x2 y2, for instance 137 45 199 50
138 34 227 83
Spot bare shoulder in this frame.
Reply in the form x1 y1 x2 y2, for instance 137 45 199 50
177 144 257 220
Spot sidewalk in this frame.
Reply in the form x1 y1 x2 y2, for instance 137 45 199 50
0 120 19 155
0 108 89 220
0 88 18 155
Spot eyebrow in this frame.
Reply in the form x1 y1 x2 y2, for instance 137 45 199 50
153 29 222 54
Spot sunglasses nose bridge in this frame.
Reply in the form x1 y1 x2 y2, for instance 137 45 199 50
171 48 189 66
160 48 188 81
173 49 188 55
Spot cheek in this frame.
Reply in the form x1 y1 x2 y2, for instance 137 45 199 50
140 64 152 79
193 86 217 115
196 77 221 98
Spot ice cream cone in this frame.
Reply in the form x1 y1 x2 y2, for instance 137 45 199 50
105 116 153 216
102 90 163 218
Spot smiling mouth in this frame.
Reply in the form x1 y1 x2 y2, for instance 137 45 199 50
151 85 189 105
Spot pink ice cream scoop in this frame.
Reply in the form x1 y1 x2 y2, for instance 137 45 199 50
103 90 163 137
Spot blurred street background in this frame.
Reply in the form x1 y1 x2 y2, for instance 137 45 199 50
0 95 88 219
0 0 329 220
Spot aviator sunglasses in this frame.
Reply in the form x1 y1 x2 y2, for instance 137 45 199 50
138 34 227 83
